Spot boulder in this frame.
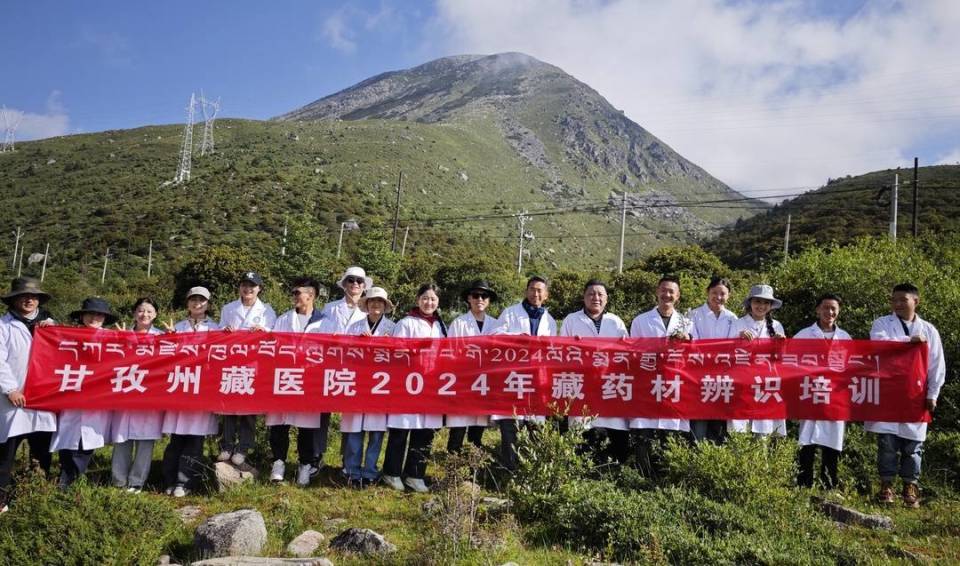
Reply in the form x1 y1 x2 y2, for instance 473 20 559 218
328 528 396 555
195 509 268 558
286 530 325 558
215 462 258 492
191 559 332 565
815 498 893 530
176 505 202 524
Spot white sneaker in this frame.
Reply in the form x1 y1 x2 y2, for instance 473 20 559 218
270 459 285 482
217 450 231 462
172 486 190 498
0 504 8 513
230 452 246 466
164 487 174 496
382 475 405 491
296 464 313 486
126 487 142 494
404 477 429 493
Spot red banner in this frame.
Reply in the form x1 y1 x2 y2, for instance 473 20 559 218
24 326 929 421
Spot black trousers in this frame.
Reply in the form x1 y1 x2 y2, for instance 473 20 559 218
0 431 53 503
583 427 630 465
268 425 318 465
497 419 538 472
161 434 205 490
690 420 728 444
383 428 434 479
58 445 94 489
633 429 687 479
798 444 841 489
446 426 485 454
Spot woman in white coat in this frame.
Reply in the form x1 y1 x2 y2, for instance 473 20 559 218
0 277 57 510
51 297 116 489
382 283 445 493
688 276 738 444
728 284 787 437
446 280 502 454
560 279 629 464
267 277 326 486
341 287 396 486
161 287 219 497
794 293 851 489
110 297 164 493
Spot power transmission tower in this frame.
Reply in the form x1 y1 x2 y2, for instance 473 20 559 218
0 106 22 153
173 93 196 185
197 90 220 157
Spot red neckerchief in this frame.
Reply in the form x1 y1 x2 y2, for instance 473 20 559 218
408 308 437 326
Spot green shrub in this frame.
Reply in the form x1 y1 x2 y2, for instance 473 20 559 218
923 431 960 491
0 471 180 565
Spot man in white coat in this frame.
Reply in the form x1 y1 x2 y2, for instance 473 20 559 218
866 283 945 508
218 271 277 466
629 275 692 477
0 278 57 511
560 279 629 464
496 276 557 471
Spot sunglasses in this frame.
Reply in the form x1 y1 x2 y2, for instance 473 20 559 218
469 292 491 300
344 276 365 285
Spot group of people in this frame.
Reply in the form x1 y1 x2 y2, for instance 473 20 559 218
0 266 945 511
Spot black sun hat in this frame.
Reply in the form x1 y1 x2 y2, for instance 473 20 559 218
1 277 52 307
461 280 499 303
69 297 118 326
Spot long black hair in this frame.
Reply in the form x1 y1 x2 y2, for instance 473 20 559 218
414 282 447 337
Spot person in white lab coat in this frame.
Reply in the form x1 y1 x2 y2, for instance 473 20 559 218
0 277 57 511
445 280 502 454
794 293 851 490
161 287 219 497
319 266 372 334
51 297 116 489
341 287 396 487
218 271 277 466
867 283 945 508
382 283 446 493
688 276 738 444
267 277 327 486
109 297 164 493
495 276 557 471
727 284 787 437
629 275 693 477
560 279 629 464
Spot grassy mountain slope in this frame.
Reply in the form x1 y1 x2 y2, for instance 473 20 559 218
705 165 960 268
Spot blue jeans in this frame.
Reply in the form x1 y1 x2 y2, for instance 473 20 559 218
877 433 922 483
342 431 384 481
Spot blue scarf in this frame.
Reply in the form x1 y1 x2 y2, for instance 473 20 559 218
522 300 546 335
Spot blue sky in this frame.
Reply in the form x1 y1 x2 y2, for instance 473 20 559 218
3 0 958 195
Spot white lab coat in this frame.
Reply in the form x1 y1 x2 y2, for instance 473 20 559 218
387 316 444 429
445 312 503 428
340 316 397 433
561 309 629 431
688 303 738 340
161 318 220 436
864 313 945 442
727 314 787 436
492 302 556 422
219 298 277 330
794 323 852 451
628 307 691 432
0 313 57 443
318 298 367 334
110 326 164 442
265 309 327 428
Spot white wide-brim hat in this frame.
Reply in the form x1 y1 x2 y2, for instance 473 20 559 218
743 284 782 310
337 266 373 290
358 286 394 313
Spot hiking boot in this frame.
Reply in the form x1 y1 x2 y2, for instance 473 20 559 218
903 482 920 508
270 459 285 482
877 481 895 504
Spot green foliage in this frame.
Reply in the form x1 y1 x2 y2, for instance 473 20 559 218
273 214 338 288
173 244 271 309
0 471 179 565
641 245 730 281
608 267 660 319
352 228 402 289
924 431 960 490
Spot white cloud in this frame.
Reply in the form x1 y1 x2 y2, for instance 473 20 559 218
79 29 133 67
320 2 401 55
2 91 70 142
431 0 960 198
936 148 960 166
321 10 357 54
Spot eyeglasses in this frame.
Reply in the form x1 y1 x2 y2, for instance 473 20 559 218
344 276 365 285
469 292 491 300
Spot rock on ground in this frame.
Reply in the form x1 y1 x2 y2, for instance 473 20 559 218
329 528 396 555
286 530 325 558
195 509 268 558
215 462 258 492
176 505 202 524
815 498 894 530
191 558 332 565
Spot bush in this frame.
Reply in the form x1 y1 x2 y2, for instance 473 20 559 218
923 431 960 491
0 471 180 565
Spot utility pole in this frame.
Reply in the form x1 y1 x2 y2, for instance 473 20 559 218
911 157 919 237
617 191 628 274
889 174 899 242
16 247 23 277
783 214 791 260
147 240 154 277
400 226 409 257
40 242 49 282
391 171 403 251
101 247 110 285
173 93 196 185
11 226 21 270
280 217 288 257
516 211 530 274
